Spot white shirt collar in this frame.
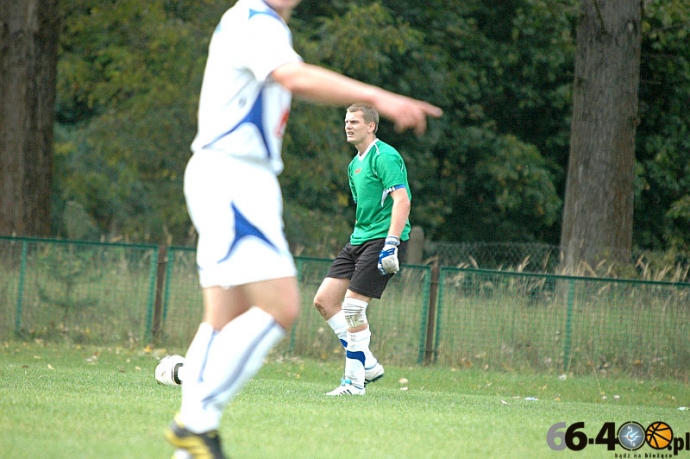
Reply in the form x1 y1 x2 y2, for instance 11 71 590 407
358 138 378 159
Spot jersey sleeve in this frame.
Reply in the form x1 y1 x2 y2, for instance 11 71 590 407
375 150 408 191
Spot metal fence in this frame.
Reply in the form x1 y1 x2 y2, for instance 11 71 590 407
0 236 158 345
1 236 688 379
435 268 690 378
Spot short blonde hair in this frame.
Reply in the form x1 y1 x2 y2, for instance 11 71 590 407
347 103 379 134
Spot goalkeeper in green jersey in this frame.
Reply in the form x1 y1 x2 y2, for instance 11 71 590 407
314 103 412 395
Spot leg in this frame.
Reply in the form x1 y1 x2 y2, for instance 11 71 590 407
340 290 373 390
313 277 349 321
314 277 350 348
168 277 300 456
313 242 357 324
180 277 299 428
314 275 381 382
206 277 300 331
326 287 383 395
333 240 399 392
176 278 298 384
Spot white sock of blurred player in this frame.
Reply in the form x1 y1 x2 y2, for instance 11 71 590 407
179 307 284 433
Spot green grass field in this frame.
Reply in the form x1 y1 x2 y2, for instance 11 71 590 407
2 341 689 459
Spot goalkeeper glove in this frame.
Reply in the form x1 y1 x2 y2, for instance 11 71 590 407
378 235 400 275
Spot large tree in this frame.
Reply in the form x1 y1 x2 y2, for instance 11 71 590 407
560 0 641 272
0 0 59 236
49 0 690 255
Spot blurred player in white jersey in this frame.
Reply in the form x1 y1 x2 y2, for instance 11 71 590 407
165 0 442 457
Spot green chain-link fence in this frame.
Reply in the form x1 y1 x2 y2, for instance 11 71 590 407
2 236 688 379
434 268 690 379
0 236 159 344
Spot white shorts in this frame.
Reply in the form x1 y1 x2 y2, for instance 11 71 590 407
184 151 296 288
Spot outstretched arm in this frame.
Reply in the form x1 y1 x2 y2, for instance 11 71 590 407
271 61 442 135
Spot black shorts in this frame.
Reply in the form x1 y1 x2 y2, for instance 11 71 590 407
325 238 408 299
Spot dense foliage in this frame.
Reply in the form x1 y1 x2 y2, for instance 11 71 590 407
54 0 690 255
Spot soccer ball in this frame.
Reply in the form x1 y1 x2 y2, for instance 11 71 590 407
155 355 185 386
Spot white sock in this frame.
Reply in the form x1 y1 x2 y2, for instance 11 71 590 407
328 309 378 368
180 322 216 388
344 327 371 388
326 310 348 348
179 307 285 433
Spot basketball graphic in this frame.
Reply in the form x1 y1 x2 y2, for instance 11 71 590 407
646 421 673 450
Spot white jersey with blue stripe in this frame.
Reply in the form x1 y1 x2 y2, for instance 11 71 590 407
190 0 302 175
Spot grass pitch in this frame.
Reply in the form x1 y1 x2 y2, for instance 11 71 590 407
1 341 689 458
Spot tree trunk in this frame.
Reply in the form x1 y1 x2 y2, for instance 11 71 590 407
560 0 641 273
0 0 59 237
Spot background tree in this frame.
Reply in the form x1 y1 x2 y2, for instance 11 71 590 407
0 0 59 237
634 0 690 253
285 0 565 253
54 0 216 243
560 0 641 272
45 0 690 261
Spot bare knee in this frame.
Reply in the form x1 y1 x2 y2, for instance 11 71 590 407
313 277 348 320
262 296 299 330
247 277 300 330
314 292 341 321
313 292 327 317
274 288 301 330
